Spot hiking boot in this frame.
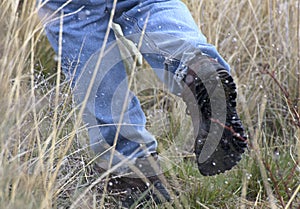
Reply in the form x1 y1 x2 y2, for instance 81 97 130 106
94 153 171 208
181 53 248 176
120 173 171 208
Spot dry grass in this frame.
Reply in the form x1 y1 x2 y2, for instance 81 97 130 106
0 0 299 208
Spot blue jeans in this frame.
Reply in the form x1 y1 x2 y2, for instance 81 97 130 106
38 0 230 171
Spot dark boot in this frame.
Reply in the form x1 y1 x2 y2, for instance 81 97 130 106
181 53 248 176
120 153 171 208
120 174 171 208
95 153 171 208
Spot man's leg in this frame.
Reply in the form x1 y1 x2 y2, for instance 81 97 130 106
38 0 171 206
37 0 158 168
114 0 248 176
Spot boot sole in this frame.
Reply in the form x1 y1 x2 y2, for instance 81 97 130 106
183 55 248 176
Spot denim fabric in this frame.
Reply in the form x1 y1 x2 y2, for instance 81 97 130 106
37 0 230 171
